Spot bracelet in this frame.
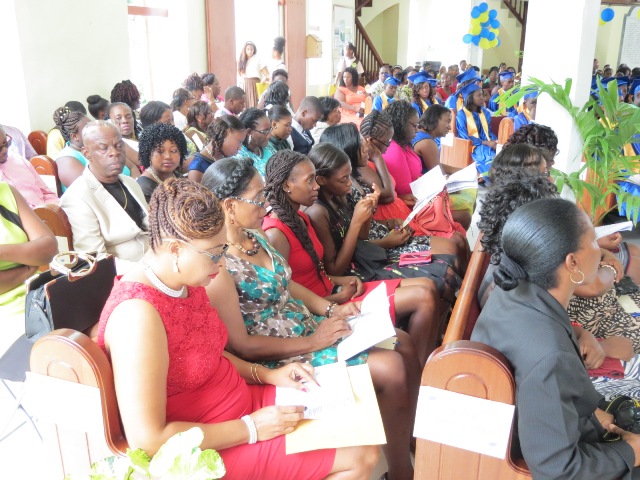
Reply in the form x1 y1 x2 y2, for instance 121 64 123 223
325 302 337 318
600 263 618 279
241 415 258 444
250 363 264 385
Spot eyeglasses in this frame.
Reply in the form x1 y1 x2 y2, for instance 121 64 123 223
163 238 229 262
372 137 392 148
408 121 419 130
253 126 273 136
0 134 13 151
230 195 267 208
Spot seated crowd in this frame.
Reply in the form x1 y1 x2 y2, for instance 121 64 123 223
2 49 640 479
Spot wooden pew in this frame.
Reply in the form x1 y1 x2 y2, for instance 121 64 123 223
30 155 62 197
28 130 48 156
414 238 532 479
498 116 515 146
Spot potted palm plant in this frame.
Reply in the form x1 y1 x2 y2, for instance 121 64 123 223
497 77 640 225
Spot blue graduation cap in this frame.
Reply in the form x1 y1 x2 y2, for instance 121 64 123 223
523 91 538 101
407 72 432 85
459 82 481 99
456 69 482 84
631 79 640 96
384 77 402 87
499 71 515 82
602 76 630 87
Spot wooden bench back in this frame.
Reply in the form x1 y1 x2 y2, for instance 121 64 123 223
30 155 62 197
34 204 73 263
28 130 48 156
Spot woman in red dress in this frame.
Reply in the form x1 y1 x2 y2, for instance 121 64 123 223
97 178 377 479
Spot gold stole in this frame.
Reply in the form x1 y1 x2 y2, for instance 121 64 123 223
463 107 490 139
456 96 464 110
623 143 636 157
381 95 388 109
420 99 429 113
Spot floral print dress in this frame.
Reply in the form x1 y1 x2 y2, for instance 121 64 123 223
224 231 367 369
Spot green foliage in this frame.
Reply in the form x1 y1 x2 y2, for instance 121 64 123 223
497 77 640 225
66 428 225 480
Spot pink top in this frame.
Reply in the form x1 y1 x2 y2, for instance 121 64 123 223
0 151 58 208
382 140 423 196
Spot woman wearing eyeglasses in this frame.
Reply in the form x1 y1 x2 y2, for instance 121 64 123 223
238 108 274 177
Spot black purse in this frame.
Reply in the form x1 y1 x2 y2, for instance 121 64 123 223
24 252 117 343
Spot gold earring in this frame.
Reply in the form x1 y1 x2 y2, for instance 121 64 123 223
230 218 235 224
570 270 585 284
173 255 179 273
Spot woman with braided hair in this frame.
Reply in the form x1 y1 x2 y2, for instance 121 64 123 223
238 108 274 177
97 177 376 479
110 79 142 138
46 100 87 158
187 116 247 184
204 156 421 480
263 149 445 366
53 106 91 191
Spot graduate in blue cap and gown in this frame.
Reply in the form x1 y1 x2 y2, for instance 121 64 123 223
602 76 630 102
444 69 482 111
630 79 640 107
456 82 497 178
372 76 400 111
488 71 516 114
514 92 538 131
408 72 440 117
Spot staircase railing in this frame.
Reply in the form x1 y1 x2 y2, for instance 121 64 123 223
355 0 372 16
355 17 384 84
502 0 528 72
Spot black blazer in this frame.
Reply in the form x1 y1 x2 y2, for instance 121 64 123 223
472 280 637 480
291 128 314 155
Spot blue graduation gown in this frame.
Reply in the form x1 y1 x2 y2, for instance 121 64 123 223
372 94 395 111
514 112 531 131
456 107 497 177
488 92 517 116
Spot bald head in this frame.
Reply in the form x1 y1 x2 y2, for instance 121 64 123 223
82 120 121 144
81 120 126 184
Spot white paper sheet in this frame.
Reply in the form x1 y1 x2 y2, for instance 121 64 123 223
275 362 355 419
595 221 634 239
446 163 479 193
414 386 515 459
441 132 454 147
403 167 447 227
337 283 395 362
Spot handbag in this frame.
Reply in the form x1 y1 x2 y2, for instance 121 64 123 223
24 252 117 343
413 189 466 238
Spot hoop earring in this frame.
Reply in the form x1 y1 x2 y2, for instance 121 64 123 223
173 255 179 273
570 270 585 285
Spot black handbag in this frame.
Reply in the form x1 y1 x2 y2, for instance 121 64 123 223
24 252 117 343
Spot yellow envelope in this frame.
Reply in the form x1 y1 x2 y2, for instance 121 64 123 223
285 363 386 454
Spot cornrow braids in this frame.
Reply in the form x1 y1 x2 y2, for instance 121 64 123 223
202 157 258 200
360 110 393 141
148 177 225 252
386 100 415 148
205 115 245 157
110 80 141 109
265 151 324 280
138 123 188 169
238 108 268 147
52 106 87 142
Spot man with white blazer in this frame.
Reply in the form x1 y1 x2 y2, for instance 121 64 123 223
61 121 148 274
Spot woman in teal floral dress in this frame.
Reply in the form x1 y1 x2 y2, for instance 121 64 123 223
204 157 420 480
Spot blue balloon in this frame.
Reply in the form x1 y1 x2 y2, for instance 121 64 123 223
471 6 480 18
497 38 502 47
481 20 491 27
490 19 501 29
487 31 496 41
601 7 614 22
479 2 489 13
472 35 481 46
463 34 473 44
481 27 490 38
489 9 498 20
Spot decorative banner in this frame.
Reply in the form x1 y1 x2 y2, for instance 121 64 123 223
464 2 501 49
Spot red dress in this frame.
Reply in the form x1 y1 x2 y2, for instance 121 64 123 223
97 279 335 480
263 212 401 323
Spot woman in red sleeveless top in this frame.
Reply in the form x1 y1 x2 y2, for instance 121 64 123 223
96 178 377 479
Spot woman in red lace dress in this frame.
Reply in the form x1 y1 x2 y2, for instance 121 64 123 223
97 178 377 479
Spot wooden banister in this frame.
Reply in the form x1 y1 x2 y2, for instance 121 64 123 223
355 17 384 85
501 0 528 72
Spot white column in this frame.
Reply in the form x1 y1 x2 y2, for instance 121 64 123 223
520 0 600 175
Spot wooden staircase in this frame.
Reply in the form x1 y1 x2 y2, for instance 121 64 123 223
501 0 528 72
355 0 383 84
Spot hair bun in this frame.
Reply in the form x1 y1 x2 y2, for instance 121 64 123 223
87 95 101 105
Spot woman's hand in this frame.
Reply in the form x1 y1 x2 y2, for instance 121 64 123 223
578 329 606 369
262 362 316 390
251 405 305 441
600 249 624 282
378 228 412 248
482 140 497 150
330 275 365 300
310 314 352 350
595 408 614 430
334 302 361 317
607 424 640 466
399 194 417 208
352 198 375 226
364 137 382 162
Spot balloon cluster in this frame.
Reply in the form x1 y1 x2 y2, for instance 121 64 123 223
599 7 614 25
463 2 501 49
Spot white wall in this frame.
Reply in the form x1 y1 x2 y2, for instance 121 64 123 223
364 4 399 66
481 0 521 72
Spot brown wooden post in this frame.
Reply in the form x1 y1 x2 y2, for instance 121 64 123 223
283 0 307 108
205 0 237 93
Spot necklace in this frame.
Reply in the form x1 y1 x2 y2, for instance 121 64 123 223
230 230 261 256
147 168 163 184
118 180 128 209
144 264 185 298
